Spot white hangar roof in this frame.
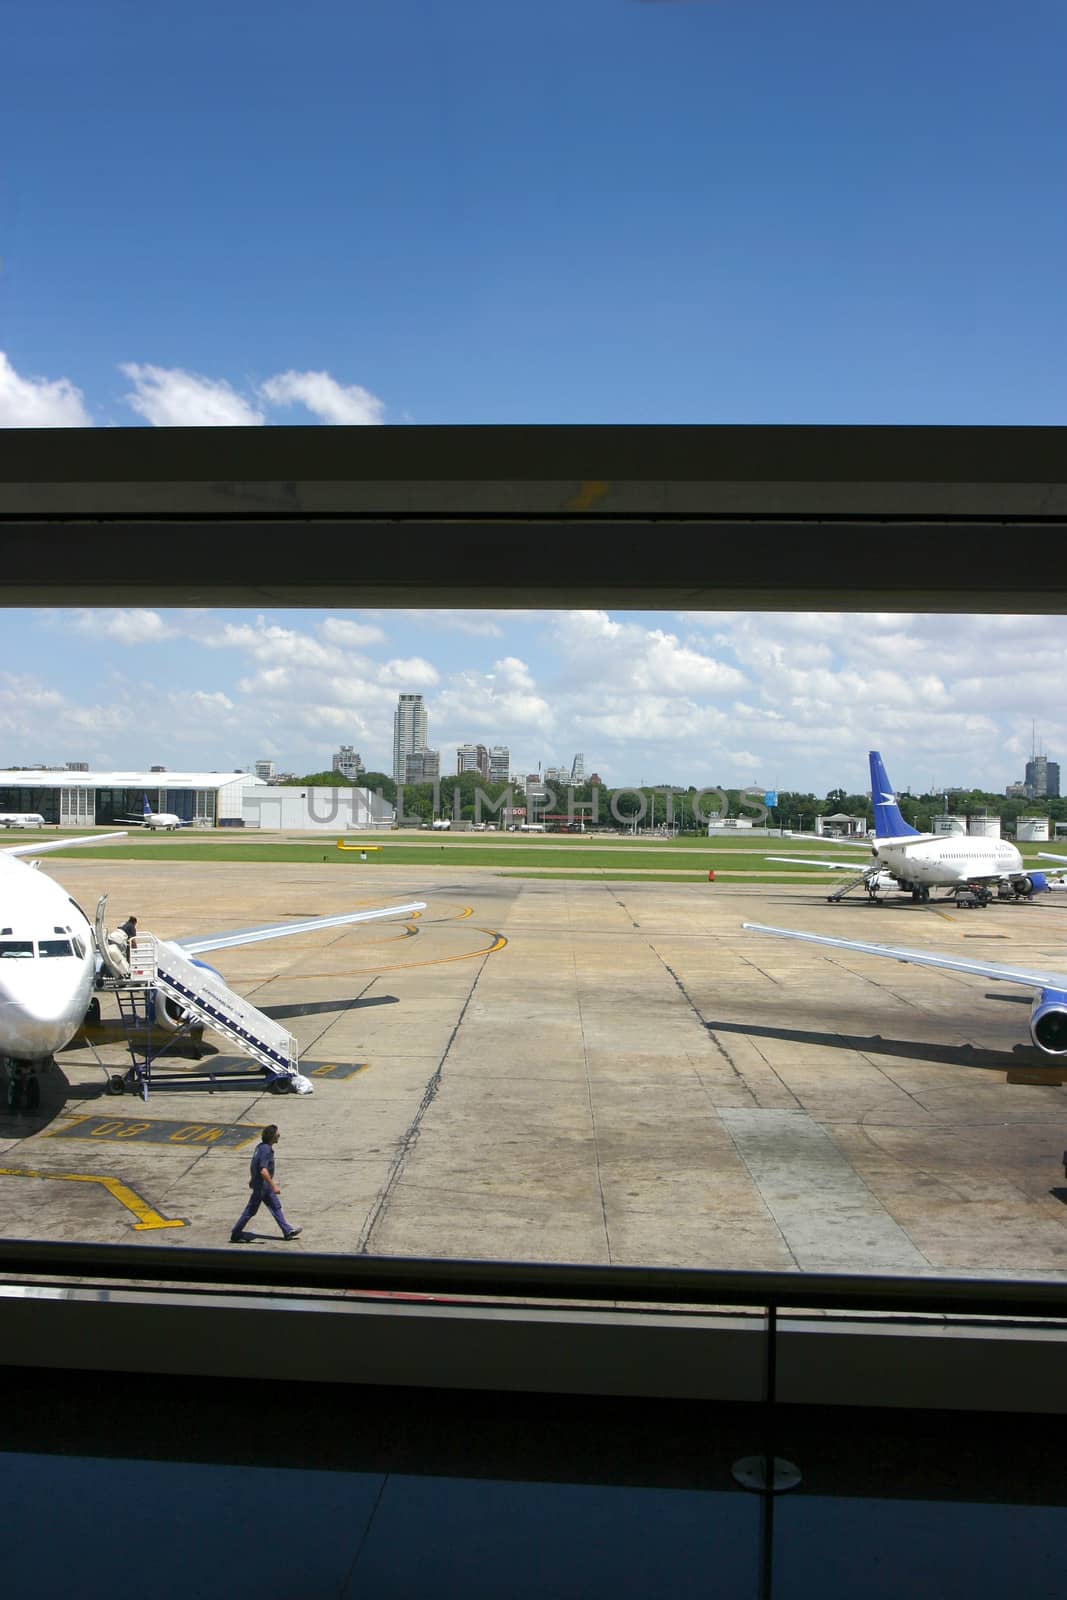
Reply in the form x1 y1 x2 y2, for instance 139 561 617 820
0 770 267 790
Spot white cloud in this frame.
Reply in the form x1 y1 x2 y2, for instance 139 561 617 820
378 657 440 688
120 364 265 427
318 617 387 648
259 369 384 425
0 351 91 427
70 609 179 645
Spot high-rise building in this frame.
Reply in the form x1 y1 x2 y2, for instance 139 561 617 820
489 746 510 784
457 743 489 778
570 753 585 785
65 762 89 771
332 745 363 781
393 694 428 785
544 765 568 785
1025 754 1060 799
255 759 276 782
405 749 439 783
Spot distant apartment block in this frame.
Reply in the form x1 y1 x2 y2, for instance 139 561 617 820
255 759 277 782
393 694 429 785
570 752 585 784
457 743 489 778
332 745 363 781
405 749 440 783
489 745 510 784
1025 754 1060 799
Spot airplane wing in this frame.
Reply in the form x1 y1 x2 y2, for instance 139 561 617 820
4 831 128 858
765 855 876 873
174 901 427 956
784 832 868 847
1039 853 1067 867
742 921 1067 991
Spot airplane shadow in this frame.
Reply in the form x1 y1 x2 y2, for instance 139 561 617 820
258 994 399 1022
705 1018 1032 1072
0 1058 76 1136
758 892 978 914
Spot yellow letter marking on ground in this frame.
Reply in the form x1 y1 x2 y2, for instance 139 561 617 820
0 1165 186 1230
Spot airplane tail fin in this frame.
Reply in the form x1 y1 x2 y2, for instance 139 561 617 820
143 792 151 818
869 751 920 839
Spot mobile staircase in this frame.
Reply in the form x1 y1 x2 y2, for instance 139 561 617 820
826 869 875 903
99 934 307 1102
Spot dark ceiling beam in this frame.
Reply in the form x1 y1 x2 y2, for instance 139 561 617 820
2 425 1064 609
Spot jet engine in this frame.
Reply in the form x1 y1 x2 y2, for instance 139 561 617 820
1030 989 1067 1055
152 958 223 1030
1021 872 1049 896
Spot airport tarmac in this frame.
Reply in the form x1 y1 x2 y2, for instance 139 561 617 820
4 856 1067 1278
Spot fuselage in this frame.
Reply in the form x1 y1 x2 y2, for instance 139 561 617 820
0 854 96 1060
874 833 1023 887
144 813 182 830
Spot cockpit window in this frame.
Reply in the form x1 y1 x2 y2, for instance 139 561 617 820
0 941 34 958
38 940 74 959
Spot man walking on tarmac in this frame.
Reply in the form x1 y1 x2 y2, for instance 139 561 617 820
230 1124 302 1242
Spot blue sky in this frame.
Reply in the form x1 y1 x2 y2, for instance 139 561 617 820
2 0 1065 425
2 4 1065 789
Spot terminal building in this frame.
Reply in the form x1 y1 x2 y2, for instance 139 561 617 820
0 769 263 827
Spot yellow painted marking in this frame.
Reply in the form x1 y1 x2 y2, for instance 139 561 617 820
308 1061 369 1078
0 1165 185 1230
932 909 956 922
252 928 507 980
336 842 383 852
565 479 610 512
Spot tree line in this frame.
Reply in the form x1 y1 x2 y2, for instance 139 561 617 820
280 772 1065 831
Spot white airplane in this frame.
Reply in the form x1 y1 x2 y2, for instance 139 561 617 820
118 793 194 832
767 751 1055 905
0 813 46 829
743 920 1067 1058
0 829 426 1109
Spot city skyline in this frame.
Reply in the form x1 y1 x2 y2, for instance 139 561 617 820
2 608 1065 798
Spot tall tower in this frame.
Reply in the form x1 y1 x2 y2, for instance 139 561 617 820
393 694 428 785
489 745 510 784
1025 754 1049 799
570 752 585 785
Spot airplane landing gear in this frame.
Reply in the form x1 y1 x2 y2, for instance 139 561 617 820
3 1056 48 1111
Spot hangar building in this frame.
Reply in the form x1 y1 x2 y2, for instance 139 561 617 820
241 784 394 830
0 770 263 827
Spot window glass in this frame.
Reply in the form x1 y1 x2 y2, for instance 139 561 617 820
38 940 74 959
0 942 35 959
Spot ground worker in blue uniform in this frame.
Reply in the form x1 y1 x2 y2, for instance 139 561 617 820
230 1124 302 1242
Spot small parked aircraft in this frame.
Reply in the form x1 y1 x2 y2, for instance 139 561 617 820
768 751 1056 905
118 793 194 831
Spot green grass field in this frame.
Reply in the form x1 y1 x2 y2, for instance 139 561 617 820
24 826 1061 884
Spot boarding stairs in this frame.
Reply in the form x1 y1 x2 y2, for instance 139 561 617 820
97 935 305 1101
826 870 874 902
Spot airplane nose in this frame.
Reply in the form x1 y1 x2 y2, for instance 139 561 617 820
0 971 86 1057
0 998 74 1057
